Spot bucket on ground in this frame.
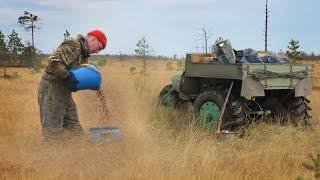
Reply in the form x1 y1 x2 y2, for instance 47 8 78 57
89 126 122 142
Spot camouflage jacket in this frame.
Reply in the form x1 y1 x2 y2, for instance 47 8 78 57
45 35 90 79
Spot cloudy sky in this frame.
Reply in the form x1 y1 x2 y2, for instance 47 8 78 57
0 0 319 57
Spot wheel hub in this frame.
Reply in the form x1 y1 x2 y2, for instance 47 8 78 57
199 101 221 132
162 93 174 107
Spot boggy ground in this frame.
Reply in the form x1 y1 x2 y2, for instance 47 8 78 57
0 59 319 180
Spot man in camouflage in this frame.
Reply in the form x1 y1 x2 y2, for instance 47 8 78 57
38 30 107 140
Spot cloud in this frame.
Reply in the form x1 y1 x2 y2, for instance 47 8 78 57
150 0 217 6
31 0 119 9
0 0 119 33
0 7 22 23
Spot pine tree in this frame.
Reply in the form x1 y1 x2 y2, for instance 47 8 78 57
0 30 9 63
18 11 40 67
7 30 24 62
286 39 303 61
135 36 150 73
0 30 8 53
0 31 10 78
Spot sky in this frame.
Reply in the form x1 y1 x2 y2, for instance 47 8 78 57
0 0 319 57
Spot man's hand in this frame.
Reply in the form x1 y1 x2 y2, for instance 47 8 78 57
64 73 78 92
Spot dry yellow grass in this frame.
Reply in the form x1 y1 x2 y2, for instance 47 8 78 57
0 60 319 180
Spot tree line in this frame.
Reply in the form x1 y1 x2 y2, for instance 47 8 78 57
0 30 41 67
0 11 41 68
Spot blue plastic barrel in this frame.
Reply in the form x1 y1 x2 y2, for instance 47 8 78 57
69 64 101 91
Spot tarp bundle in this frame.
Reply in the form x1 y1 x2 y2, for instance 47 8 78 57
239 49 263 63
239 49 285 64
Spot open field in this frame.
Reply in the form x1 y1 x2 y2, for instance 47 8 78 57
0 59 319 179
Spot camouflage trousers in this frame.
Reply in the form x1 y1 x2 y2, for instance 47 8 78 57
38 72 83 140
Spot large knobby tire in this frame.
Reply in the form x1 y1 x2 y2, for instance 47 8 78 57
194 90 223 132
158 84 181 108
286 97 312 125
194 89 247 132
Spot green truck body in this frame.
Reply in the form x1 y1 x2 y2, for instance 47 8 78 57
171 54 313 98
159 40 313 134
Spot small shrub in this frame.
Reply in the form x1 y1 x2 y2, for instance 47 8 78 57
2 72 21 80
132 69 149 93
130 66 136 75
28 57 45 74
297 152 320 180
30 68 41 74
97 59 108 67
34 58 45 70
165 61 174 70
176 60 184 70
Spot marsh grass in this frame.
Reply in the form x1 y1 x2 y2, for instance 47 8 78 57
0 60 319 179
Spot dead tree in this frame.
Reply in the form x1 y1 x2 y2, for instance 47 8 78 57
264 0 270 52
197 25 213 54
